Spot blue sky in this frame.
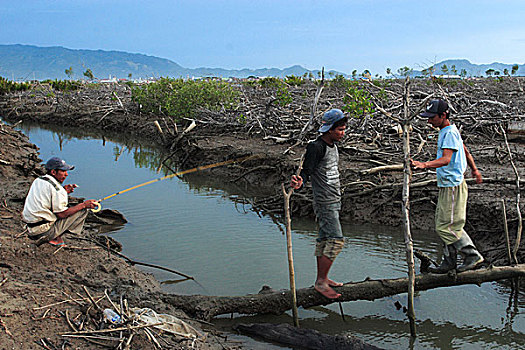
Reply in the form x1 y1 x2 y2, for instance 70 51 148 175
1 0 524 75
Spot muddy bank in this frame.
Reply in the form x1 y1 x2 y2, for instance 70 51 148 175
1 78 524 347
2 78 523 266
0 123 243 349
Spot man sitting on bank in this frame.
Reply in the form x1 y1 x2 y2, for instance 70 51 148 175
23 157 98 246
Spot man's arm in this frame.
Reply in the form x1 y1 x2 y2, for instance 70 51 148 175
411 149 454 169
55 199 98 219
463 144 482 184
290 141 324 190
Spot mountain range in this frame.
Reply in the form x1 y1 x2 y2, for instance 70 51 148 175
0 44 522 81
0 44 337 81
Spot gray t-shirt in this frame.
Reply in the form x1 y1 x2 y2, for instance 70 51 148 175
300 137 341 204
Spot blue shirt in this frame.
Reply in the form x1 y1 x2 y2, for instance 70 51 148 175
436 125 467 187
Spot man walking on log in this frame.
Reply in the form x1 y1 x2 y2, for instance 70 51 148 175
411 99 484 273
291 109 347 298
23 157 98 246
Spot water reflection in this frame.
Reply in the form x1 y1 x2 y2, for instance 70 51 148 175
9 120 525 350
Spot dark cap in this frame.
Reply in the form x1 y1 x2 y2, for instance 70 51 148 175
319 109 346 133
45 157 75 171
420 99 448 117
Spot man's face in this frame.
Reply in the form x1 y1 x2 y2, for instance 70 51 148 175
427 113 445 128
50 169 68 183
327 125 346 142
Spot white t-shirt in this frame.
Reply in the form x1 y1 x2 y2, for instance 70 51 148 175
22 175 68 224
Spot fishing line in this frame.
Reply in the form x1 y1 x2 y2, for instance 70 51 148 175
91 154 260 212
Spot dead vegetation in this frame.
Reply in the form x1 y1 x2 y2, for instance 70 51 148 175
1 76 524 348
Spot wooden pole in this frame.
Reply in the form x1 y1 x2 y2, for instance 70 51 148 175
501 199 515 265
401 77 417 337
282 183 299 327
499 124 522 264
281 155 305 328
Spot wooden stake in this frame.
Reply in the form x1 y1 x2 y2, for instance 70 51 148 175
282 183 300 328
281 155 305 328
501 199 515 265
499 124 522 264
401 77 417 337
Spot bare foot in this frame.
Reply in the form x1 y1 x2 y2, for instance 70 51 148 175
328 279 343 287
314 282 341 299
48 237 66 246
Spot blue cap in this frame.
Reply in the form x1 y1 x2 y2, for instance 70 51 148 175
318 109 346 133
420 99 448 117
45 157 75 171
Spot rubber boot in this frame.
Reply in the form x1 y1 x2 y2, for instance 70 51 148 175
454 233 484 272
428 244 457 274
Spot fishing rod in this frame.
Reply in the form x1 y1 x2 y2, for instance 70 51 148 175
91 154 260 212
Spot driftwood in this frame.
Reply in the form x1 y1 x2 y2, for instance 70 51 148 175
234 323 382 350
360 163 403 175
499 124 523 264
161 264 525 321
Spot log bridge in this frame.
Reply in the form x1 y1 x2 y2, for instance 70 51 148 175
162 264 525 321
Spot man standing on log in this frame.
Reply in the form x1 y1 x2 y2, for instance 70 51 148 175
23 157 98 246
411 99 484 273
290 109 347 298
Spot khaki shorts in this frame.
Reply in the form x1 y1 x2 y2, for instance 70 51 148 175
435 181 467 245
315 238 345 261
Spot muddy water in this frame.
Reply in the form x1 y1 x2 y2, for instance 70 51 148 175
16 123 525 349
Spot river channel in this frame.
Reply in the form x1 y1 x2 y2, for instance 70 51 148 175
14 122 525 349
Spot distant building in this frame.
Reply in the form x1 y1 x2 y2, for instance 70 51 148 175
435 74 462 79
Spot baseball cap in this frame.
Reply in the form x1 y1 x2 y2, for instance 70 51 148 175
420 99 448 118
318 109 346 133
45 157 75 171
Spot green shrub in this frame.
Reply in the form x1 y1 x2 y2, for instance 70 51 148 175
131 77 239 120
0 76 31 94
257 77 283 88
275 86 293 106
284 75 305 86
342 85 374 118
255 77 293 106
40 79 81 91
330 74 350 89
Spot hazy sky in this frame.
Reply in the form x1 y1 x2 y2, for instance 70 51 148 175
1 1 524 75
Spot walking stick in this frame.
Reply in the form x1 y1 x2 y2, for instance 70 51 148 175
281 155 305 328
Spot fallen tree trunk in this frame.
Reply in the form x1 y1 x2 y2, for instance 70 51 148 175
161 264 525 320
233 323 382 350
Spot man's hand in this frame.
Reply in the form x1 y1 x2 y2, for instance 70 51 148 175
64 184 78 194
290 175 303 190
82 199 99 210
472 169 482 184
410 159 426 169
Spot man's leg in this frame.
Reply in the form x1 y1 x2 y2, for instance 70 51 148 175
454 232 484 272
313 202 344 298
315 255 340 298
35 210 88 246
432 182 469 272
428 243 457 273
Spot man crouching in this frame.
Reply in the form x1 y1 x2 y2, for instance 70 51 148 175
23 157 98 246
